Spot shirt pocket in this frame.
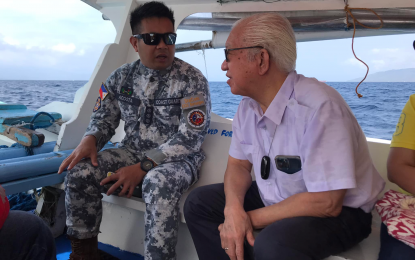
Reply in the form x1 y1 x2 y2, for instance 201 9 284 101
119 102 138 125
276 169 307 199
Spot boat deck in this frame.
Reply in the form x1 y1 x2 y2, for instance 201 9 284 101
55 235 143 260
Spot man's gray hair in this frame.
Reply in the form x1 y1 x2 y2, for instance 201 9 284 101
234 13 297 73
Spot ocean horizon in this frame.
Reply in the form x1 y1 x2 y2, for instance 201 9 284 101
0 80 414 141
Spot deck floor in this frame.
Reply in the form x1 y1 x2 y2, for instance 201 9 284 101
55 235 144 260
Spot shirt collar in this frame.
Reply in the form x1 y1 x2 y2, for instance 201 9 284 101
249 70 297 126
138 59 174 80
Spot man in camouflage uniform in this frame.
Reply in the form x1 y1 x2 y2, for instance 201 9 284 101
58 2 211 260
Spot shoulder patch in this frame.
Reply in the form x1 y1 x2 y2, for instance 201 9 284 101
99 83 109 101
187 109 206 128
93 97 101 112
181 94 205 110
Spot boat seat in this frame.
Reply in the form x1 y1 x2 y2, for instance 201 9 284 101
1 143 117 196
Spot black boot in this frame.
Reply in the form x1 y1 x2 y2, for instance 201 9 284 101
68 236 99 260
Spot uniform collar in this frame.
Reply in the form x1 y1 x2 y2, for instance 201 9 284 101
138 58 174 80
250 71 297 127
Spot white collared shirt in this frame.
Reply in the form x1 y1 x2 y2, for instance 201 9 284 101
229 71 385 213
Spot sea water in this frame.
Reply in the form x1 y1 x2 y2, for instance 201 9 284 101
0 80 413 140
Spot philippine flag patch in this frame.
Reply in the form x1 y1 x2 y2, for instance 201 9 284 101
99 83 109 101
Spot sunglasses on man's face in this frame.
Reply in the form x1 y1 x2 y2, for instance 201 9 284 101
133 33 177 46
224 46 263 62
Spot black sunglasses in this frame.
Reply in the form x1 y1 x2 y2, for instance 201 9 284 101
133 33 177 46
224 46 263 62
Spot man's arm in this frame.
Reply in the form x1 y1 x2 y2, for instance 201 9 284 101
248 189 346 229
224 156 252 214
58 70 122 173
219 156 255 260
387 147 415 195
84 79 121 152
146 72 211 164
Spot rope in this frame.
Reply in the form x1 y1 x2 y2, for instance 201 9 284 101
200 43 209 81
344 5 383 98
29 112 55 130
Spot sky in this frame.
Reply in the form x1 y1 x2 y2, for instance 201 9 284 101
0 0 414 82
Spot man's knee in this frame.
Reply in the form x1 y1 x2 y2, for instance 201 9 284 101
142 164 193 204
254 232 312 260
183 187 203 220
9 211 53 242
142 170 179 204
184 184 224 220
254 237 312 260
66 160 97 186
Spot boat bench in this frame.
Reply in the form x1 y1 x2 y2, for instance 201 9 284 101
0 143 117 196
101 117 395 260
1 115 395 260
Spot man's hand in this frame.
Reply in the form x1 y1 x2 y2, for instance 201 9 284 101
218 205 255 260
100 163 146 198
58 135 98 174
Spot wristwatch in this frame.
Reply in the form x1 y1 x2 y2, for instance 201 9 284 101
140 157 155 172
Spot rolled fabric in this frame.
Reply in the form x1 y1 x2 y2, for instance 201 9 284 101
376 189 415 248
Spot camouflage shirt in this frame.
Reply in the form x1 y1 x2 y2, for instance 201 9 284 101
85 57 211 168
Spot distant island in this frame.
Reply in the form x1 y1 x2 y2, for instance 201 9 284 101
348 68 415 82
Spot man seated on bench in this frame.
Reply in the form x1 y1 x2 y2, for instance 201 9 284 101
0 185 56 260
378 94 415 260
58 2 211 259
184 13 385 260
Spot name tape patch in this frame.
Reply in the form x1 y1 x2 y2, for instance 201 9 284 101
181 94 205 110
187 109 206 128
154 97 182 106
115 93 141 107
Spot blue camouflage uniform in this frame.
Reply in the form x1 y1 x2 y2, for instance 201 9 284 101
65 57 211 260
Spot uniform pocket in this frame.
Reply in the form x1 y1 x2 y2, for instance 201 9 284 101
119 103 138 125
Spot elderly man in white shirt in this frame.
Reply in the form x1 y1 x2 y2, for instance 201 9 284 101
184 13 385 260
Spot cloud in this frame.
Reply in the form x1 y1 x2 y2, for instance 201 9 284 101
77 49 86 56
52 43 76 53
371 59 386 70
344 57 367 69
372 48 399 54
3 36 20 46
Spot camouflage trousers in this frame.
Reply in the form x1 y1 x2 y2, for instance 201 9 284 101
65 147 195 260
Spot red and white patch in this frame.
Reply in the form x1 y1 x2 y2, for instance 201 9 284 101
376 190 415 249
187 109 206 128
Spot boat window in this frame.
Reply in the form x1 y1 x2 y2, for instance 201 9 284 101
176 12 415 140
0 0 116 112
